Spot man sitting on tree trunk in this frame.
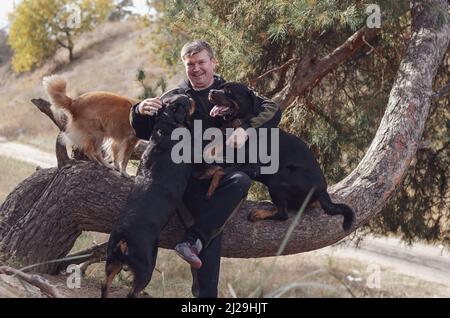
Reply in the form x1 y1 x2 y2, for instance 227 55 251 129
130 40 281 298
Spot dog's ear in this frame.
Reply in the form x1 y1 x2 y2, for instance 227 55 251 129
174 105 187 124
188 98 196 117
229 83 261 116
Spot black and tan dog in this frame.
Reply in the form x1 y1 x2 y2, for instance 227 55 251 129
101 94 195 298
208 83 355 231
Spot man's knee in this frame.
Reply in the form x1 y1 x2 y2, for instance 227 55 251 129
229 171 251 195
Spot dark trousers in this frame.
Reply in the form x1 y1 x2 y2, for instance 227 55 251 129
182 171 251 298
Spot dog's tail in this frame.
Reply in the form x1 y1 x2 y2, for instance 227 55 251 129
43 75 74 116
316 190 355 231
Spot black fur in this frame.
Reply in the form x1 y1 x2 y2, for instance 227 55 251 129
101 94 195 298
208 83 355 231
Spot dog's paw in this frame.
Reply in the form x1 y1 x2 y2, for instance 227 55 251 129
248 209 277 222
120 170 130 178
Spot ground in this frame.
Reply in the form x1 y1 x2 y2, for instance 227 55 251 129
32 236 450 298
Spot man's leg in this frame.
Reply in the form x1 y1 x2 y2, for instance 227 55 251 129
182 171 251 247
179 170 250 297
190 234 222 298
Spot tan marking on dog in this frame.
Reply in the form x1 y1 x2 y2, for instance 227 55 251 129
118 240 128 254
188 98 196 116
101 262 123 298
309 200 321 208
248 209 277 222
206 169 226 199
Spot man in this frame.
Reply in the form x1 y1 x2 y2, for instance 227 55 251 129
130 40 281 297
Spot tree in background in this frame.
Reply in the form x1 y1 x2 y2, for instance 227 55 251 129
149 0 449 244
136 69 167 100
0 0 448 273
7 0 113 72
108 0 134 21
0 29 12 65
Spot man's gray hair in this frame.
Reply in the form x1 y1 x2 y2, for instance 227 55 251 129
180 40 215 61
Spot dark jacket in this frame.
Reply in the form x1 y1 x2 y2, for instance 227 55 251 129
129 75 281 141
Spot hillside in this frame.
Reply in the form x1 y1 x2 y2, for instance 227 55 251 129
0 20 182 153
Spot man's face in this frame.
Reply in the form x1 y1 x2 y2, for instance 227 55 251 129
183 49 217 90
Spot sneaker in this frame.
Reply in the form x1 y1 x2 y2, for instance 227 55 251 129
174 240 202 269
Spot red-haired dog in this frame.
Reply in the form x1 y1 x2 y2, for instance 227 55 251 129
43 75 139 175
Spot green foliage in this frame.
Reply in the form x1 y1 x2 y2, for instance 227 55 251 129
8 0 113 72
150 0 408 82
149 0 449 244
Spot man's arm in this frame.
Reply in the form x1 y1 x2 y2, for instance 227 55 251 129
129 88 188 140
226 93 281 148
242 93 281 129
129 103 157 141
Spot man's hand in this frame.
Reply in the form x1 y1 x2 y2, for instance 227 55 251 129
137 97 163 116
226 127 249 149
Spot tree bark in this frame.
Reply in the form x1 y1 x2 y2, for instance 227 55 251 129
0 0 448 274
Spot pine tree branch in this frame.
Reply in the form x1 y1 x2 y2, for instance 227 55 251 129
273 26 380 110
250 58 300 85
56 39 69 49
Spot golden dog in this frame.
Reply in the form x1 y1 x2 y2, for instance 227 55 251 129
43 75 139 175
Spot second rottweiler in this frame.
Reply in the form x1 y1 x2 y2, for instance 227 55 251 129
208 83 355 231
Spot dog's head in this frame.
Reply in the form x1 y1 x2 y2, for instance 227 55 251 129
151 94 196 148
162 94 196 128
208 82 259 123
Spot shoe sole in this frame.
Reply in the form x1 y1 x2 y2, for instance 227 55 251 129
174 250 202 270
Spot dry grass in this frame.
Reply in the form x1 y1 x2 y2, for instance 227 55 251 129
0 155 36 204
1 20 448 299
59 231 450 298
0 20 183 152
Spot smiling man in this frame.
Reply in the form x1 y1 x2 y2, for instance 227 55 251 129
184 47 216 89
129 40 281 298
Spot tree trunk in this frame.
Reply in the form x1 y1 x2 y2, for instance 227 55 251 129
0 0 448 274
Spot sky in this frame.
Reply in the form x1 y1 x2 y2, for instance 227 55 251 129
0 0 150 30
0 1 16 29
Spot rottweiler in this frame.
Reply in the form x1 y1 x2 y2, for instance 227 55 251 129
101 94 196 298
207 82 355 231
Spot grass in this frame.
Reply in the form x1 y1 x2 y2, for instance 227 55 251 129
0 20 183 153
64 229 450 298
1 158 448 298
0 155 36 204
1 20 448 298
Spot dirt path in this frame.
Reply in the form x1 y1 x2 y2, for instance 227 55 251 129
0 137 56 168
320 236 450 288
